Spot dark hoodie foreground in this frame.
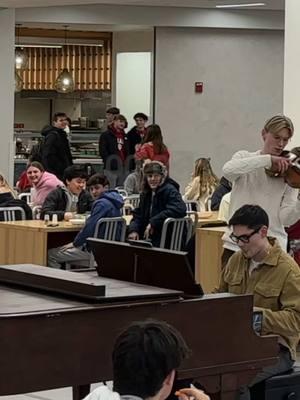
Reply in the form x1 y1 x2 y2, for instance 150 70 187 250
73 190 124 248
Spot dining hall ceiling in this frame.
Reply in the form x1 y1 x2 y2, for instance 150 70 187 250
0 0 284 10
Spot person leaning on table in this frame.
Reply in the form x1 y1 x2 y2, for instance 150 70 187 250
40 165 93 221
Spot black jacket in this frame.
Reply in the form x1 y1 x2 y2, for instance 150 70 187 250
41 125 73 180
128 180 186 247
99 129 130 171
127 126 144 171
40 187 93 221
211 177 232 211
0 192 32 220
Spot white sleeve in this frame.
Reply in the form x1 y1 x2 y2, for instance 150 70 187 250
222 151 272 182
279 186 300 227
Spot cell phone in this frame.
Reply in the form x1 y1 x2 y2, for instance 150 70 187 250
253 311 263 334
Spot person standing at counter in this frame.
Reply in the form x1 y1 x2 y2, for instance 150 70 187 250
127 112 148 171
41 112 73 181
99 114 129 188
105 107 120 129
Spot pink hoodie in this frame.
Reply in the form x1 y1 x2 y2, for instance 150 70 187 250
31 171 63 206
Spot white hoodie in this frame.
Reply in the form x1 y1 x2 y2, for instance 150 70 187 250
84 385 120 400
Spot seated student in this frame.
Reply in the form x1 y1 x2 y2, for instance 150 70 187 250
47 174 123 268
124 159 143 195
88 174 110 200
0 172 32 220
214 204 300 400
26 161 63 207
83 319 210 400
210 176 232 211
41 165 93 221
183 158 219 211
128 161 186 247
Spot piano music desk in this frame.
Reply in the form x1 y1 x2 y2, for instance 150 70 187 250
195 226 227 293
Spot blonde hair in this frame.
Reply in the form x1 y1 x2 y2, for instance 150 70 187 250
193 158 219 197
0 173 17 198
264 115 294 137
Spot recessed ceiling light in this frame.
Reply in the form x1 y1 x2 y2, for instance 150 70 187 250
216 3 265 8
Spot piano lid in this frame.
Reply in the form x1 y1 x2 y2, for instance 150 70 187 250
0 264 183 313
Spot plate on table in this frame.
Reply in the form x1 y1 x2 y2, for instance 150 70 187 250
197 211 213 219
69 219 86 226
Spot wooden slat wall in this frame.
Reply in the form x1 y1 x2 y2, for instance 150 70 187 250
20 42 111 90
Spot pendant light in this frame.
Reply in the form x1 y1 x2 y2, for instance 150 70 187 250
15 70 23 92
54 26 75 93
15 24 28 70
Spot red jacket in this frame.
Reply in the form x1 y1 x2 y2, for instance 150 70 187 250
135 142 170 170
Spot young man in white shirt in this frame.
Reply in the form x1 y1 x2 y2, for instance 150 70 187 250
222 115 300 265
84 320 209 400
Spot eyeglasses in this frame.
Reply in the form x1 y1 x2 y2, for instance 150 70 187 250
230 226 262 244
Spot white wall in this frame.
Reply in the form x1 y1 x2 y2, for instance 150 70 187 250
155 27 284 190
284 0 300 147
112 30 154 126
116 52 152 128
0 9 15 183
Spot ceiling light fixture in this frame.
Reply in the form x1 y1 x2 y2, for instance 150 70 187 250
15 24 28 70
16 44 63 49
15 70 23 92
54 25 75 94
216 3 265 8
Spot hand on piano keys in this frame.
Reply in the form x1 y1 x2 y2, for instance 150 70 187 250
175 387 210 400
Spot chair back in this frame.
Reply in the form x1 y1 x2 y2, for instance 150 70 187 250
0 206 26 221
32 206 42 220
160 216 193 251
184 200 199 212
94 217 127 242
115 187 128 198
124 194 140 209
18 192 31 204
89 217 127 268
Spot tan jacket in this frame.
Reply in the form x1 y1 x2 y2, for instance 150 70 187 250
215 239 300 360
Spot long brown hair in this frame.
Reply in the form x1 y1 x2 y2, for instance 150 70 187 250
0 173 17 198
193 158 219 197
143 124 167 154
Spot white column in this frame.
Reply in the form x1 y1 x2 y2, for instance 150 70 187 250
283 0 300 146
0 9 15 183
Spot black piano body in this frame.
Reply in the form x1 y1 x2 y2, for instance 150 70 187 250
0 264 278 400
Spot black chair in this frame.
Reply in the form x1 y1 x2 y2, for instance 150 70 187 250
250 364 300 400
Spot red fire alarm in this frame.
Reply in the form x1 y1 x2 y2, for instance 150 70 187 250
195 82 203 93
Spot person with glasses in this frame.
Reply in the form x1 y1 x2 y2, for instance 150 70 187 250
215 204 300 400
221 115 300 267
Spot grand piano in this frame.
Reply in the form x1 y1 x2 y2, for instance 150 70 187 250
0 240 278 400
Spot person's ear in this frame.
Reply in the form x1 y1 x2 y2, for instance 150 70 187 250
164 370 176 388
260 225 268 238
262 129 267 141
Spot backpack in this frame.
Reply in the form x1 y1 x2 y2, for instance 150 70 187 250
30 137 45 163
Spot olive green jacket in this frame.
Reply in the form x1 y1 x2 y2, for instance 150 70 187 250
215 240 300 360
